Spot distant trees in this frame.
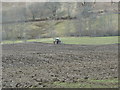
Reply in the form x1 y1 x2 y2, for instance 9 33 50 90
28 3 45 20
44 2 61 19
2 2 118 41
73 2 93 36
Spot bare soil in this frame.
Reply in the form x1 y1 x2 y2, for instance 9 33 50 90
2 43 118 88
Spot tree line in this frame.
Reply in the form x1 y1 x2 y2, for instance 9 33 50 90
2 2 119 41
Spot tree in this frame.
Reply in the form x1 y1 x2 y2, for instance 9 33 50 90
44 2 61 19
28 2 46 20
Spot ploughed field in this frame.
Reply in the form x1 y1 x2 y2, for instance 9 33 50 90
2 43 118 88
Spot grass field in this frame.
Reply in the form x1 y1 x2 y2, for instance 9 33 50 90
39 78 118 88
2 36 119 45
51 79 118 88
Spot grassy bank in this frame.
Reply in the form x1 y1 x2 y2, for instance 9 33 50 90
42 79 118 88
2 36 119 45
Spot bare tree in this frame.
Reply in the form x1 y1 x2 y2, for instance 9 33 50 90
28 2 45 20
45 2 61 19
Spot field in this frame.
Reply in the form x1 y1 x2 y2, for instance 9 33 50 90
28 36 119 45
2 2 119 88
2 41 118 88
2 36 119 45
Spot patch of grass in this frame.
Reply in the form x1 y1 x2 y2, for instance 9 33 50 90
27 38 53 43
90 79 118 83
2 36 119 45
33 36 119 45
55 21 76 36
2 40 23 44
52 79 118 88
61 36 118 45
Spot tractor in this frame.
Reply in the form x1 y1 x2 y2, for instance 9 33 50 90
53 38 61 44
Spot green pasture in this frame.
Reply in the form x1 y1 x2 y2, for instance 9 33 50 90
50 79 118 88
2 36 119 45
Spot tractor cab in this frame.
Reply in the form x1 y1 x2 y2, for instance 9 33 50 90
53 37 61 44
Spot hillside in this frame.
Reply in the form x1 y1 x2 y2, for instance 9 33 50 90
2 2 119 40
